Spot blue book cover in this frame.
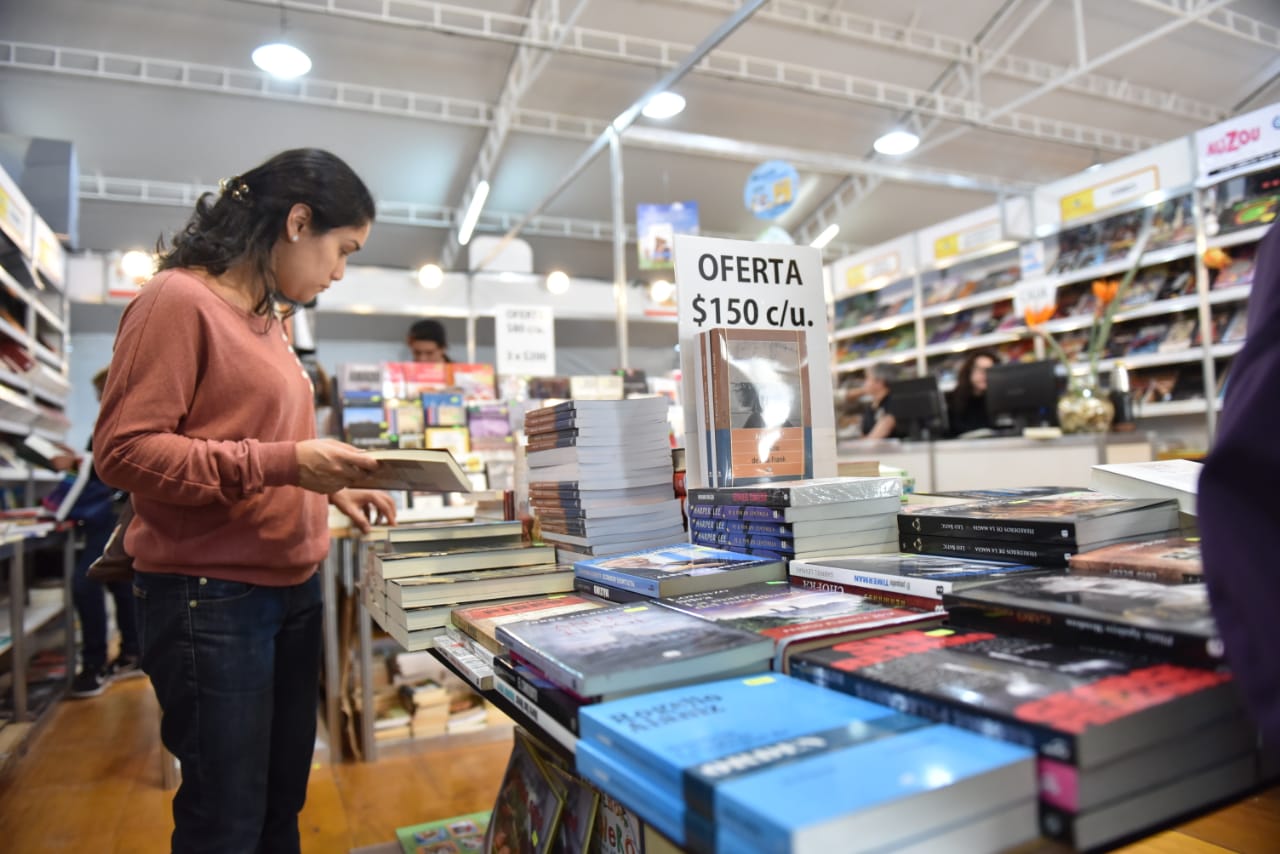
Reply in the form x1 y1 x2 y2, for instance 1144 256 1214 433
575 740 714 851
572 543 784 598
578 674 913 798
712 725 1033 854
493 604 774 697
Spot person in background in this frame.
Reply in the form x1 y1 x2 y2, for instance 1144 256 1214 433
56 366 141 698
94 148 397 854
407 318 452 363
852 363 903 440
1199 223 1280 754
947 349 1000 437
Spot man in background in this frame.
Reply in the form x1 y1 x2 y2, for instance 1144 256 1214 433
407 318 452 363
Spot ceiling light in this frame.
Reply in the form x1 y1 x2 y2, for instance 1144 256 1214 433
641 91 686 120
251 42 312 79
873 129 919 156
809 223 840 250
120 249 156 283
649 279 675 303
546 270 570 295
416 263 443 290
457 180 490 247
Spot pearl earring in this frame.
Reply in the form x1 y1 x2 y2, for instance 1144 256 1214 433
290 235 299 242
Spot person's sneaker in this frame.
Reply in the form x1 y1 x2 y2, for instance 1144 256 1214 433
107 654 144 681
69 667 108 699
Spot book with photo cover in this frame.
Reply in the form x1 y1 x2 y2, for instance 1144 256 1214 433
687 476 899 508
395 810 490 854
451 594 607 655
1068 536 1202 584
572 542 785 599
448 362 496 400
790 628 1237 769
484 731 564 854
702 327 813 486
655 580 942 671
943 575 1223 666
350 448 473 493
493 602 775 696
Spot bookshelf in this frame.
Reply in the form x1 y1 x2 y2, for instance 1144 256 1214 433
0 160 76 770
828 114 1277 443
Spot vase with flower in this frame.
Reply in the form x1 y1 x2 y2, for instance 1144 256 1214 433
1014 226 1153 433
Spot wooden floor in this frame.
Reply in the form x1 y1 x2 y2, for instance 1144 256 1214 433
2 677 1279 853
0 678 511 853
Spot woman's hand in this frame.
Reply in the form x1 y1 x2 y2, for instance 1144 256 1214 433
330 488 397 534
295 439 378 494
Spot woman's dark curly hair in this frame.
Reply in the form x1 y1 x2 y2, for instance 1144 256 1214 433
157 148 375 317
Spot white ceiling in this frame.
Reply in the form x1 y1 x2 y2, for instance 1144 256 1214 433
2 0 1279 281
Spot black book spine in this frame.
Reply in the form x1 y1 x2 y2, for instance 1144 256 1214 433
901 534 1074 567
897 512 1079 543
490 656 585 735
686 488 797 508
787 657 1079 764
940 597 1223 669
572 575 651 604
1037 805 1081 847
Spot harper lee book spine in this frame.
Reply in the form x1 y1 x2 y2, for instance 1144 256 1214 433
897 513 1080 544
940 598 1223 669
787 657 1077 764
901 535 1075 567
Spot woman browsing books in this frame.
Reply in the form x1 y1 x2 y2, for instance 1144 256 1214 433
94 149 397 854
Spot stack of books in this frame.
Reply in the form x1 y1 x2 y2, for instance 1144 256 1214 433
363 520 570 650
792 628 1254 849
571 542 786 603
524 397 685 560
1067 534 1202 585
398 679 450 738
788 553 1051 611
654 580 944 672
687 477 902 561
897 490 1181 566
575 673 1038 852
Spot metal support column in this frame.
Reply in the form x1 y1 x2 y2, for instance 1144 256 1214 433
321 545 341 762
62 530 76 695
355 538 377 761
610 130 629 370
466 273 478 364
9 546 25 721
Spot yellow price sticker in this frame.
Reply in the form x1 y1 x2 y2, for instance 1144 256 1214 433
622 606 649 613
924 628 956 637
743 676 776 686
933 233 961 259
1060 188 1096 222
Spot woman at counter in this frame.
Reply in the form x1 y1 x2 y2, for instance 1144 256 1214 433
947 350 999 437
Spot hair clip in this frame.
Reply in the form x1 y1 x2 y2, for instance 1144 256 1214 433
219 176 252 204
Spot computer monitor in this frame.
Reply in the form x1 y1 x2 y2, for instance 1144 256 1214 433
886 376 949 441
985 360 1061 432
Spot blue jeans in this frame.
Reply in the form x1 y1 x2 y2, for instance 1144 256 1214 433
133 571 322 854
71 519 139 671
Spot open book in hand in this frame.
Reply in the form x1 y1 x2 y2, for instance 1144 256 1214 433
349 448 473 493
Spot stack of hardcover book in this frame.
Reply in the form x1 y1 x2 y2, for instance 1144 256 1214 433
687 476 902 561
1067 534 1202 585
575 673 1038 853
897 490 1181 566
362 520 570 650
524 397 685 560
792 627 1255 849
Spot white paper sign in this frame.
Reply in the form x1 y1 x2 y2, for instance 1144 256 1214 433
1195 101 1280 184
1019 240 1046 279
494 304 555 378
673 234 835 488
1013 277 1057 322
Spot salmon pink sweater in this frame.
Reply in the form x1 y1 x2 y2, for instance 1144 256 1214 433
94 270 327 586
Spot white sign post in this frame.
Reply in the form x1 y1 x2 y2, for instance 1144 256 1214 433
494 304 556 378
673 235 835 488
